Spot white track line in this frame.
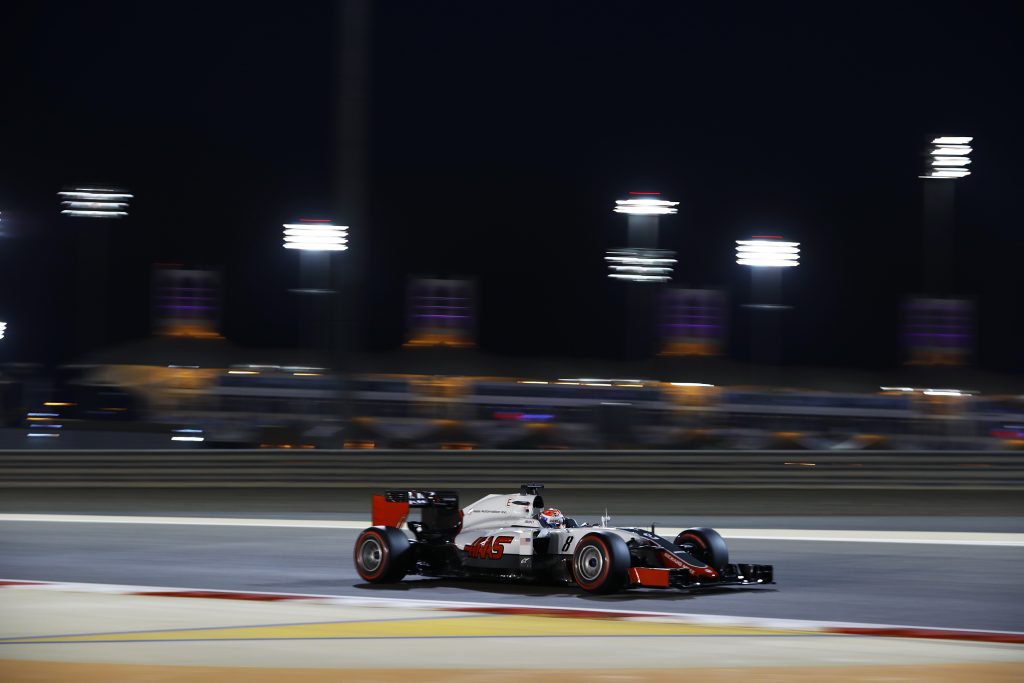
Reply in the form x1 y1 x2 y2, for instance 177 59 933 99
1 514 1022 546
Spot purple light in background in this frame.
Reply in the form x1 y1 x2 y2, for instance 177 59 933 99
906 333 969 339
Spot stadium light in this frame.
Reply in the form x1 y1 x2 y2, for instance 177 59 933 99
59 187 132 218
610 190 678 357
606 248 676 282
920 136 972 179
735 237 800 267
282 220 349 251
0 321 6 340
613 192 679 215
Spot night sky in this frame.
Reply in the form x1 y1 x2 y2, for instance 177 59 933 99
2 1 1022 371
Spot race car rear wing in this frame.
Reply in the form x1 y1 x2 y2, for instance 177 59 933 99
384 490 459 508
373 489 460 529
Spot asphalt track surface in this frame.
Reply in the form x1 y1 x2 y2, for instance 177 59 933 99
0 488 1021 634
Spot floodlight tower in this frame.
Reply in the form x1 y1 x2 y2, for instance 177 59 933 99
283 219 348 360
905 136 974 365
59 186 133 355
612 193 678 251
608 192 678 359
736 236 801 365
920 136 971 295
58 188 133 218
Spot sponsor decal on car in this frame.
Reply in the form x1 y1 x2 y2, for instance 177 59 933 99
464 535 514 560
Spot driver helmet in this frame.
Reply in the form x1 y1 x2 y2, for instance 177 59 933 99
537 507 565 528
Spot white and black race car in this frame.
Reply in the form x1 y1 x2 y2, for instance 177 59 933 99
354 483 773 594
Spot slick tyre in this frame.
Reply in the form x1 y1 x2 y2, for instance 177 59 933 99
571 533 630 594
674 527 729 571
354 527 412 583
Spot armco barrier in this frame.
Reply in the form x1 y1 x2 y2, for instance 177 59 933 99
0 450 1021 489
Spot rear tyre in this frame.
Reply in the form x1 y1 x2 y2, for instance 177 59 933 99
571 533 630 594
354 526 412 583
673 527 729 570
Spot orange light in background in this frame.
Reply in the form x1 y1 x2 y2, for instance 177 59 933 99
161 327 224 339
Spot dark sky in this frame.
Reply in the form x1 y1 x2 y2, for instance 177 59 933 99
2 1 1022 371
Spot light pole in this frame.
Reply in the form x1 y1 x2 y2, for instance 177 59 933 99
609 192 678 359
908 136 973 365
58 188 132 218
59 187 133 355
605 248 676 282
736 236 800 365
283 219 348 361
919 136 971 295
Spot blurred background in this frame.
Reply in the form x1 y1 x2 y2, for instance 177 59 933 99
0 0 1022 450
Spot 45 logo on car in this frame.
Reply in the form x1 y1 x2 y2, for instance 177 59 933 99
464 535 513 560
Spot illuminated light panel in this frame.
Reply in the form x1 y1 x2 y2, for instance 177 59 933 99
282 222 349 251
62 202 130 209
172 427 205 442
923 388 976 397
921 136 973 179
614 195 679 215
59 191 133 200
925 168 970 178
930 145 972 156
671 382 715 387
735 239 801 267
606 248 676 282
61 209 129 218
59 188 132 218
559 377 649 384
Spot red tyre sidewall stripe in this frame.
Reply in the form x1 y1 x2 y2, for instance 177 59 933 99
355 529 389 581
680 532 706 549
573 536 611 590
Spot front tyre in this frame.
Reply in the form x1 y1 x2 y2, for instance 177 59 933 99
673 527 729 571
354 527 412 583
571 533 630 594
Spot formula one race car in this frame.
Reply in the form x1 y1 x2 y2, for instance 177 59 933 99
354 483 773 594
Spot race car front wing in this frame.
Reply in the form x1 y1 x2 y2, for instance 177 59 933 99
628 563 774 589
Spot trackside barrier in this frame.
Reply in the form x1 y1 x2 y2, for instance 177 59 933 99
0 450 1021 489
